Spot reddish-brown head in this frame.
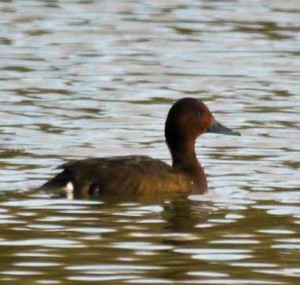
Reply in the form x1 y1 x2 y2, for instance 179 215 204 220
165 98 240 154
165 98 212 144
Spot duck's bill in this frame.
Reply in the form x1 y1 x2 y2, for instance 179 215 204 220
208 118 240 136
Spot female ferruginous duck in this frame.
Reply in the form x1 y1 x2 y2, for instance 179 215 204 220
40 98 240 199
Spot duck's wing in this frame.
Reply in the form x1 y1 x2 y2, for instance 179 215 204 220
40 155 191 198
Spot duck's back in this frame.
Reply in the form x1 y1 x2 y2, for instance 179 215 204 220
41 155 195 198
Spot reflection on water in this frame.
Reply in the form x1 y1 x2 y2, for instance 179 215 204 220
1 194 300 284
0 0 299 284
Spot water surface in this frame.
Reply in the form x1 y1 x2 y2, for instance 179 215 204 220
0 0 299 284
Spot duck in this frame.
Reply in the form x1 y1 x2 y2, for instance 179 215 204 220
40 98 240 199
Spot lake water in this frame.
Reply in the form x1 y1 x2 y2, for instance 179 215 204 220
0 0 299 284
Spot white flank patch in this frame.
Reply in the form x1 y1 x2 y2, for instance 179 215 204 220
64 182 74 200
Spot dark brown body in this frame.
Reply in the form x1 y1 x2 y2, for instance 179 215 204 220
40 98 239 199
42 155 206 199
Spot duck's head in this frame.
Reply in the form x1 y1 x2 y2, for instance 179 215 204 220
165 98 240 150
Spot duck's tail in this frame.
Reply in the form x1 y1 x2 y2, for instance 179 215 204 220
39 170 74 199
40 172 66 190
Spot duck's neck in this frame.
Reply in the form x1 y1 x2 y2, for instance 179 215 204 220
168 139 207 191
170 139 197 168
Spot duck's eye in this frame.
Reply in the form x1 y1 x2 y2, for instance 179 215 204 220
195 111 201 117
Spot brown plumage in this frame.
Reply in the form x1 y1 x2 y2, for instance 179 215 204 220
40 98 240 199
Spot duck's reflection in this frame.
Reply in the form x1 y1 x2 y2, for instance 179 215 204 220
93 192 208 236
162 198 207 233
43 186 208 234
